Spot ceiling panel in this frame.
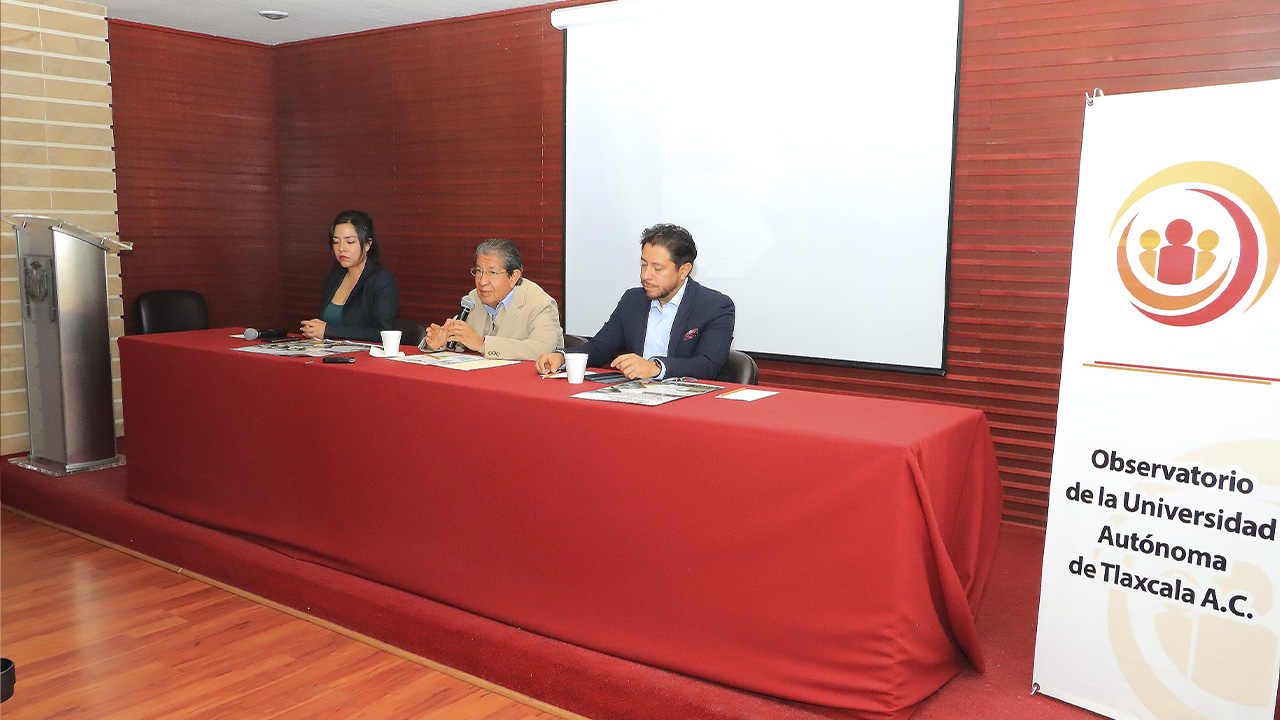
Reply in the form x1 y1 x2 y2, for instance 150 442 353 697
103 0 555 45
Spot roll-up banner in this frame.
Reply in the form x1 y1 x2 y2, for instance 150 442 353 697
1034 79 1280 719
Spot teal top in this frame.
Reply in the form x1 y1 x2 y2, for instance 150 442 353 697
321 302 343 325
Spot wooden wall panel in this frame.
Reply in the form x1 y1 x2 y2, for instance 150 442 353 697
109 21 278 334
893 0 1278 525
1 0 122 453
104 0 1278 526
274 8 565 329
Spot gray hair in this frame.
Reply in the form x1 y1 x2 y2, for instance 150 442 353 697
475 238 523 275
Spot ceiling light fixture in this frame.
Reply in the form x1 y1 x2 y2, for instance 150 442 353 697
258 10 289 21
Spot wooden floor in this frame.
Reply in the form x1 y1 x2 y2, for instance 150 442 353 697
0 510 575 719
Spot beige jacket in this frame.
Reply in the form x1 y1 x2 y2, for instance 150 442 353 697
421 278 564 360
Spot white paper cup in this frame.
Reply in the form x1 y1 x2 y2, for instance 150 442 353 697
380 330 402 356
564 352 588 384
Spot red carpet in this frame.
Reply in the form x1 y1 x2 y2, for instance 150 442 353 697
0 454 1105 720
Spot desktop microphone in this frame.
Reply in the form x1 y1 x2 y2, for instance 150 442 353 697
446 295 476 352
244 327 288 341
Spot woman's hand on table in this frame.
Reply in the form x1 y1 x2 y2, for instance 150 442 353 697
299 319 326 339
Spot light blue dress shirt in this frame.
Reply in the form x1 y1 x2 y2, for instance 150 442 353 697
482 287 517 333
642 280 688 379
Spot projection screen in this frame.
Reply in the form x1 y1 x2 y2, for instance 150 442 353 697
552 0 963 372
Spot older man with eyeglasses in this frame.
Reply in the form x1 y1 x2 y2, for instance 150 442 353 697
420 238 564 360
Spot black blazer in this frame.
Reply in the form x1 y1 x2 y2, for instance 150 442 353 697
577 278 735 381
318 263 399 342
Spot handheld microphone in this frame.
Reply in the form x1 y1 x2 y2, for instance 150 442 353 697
446 295 476 352
244 327 288 341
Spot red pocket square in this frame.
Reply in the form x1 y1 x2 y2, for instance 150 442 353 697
683 328 700 341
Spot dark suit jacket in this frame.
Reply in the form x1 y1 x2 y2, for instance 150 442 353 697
318 263 399 342
577 278 735 381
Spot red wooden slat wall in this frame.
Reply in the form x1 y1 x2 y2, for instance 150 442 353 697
953 0 1279 524
110 22 279 334
108 0 1280 526
273 9 567 328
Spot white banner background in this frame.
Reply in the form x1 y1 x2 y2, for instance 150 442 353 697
1034 79 1280 720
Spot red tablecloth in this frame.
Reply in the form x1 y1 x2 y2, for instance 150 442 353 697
120 329 1003 717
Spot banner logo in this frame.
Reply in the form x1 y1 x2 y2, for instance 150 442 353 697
1112 162 1279 326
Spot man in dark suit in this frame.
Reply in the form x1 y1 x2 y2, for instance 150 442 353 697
536 223 735 381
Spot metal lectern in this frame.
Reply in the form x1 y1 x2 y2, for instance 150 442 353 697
6 214 132 476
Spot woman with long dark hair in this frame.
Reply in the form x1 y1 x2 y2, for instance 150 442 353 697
300 210 399 342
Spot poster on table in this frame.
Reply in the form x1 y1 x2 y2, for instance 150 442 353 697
1033 79 1280 720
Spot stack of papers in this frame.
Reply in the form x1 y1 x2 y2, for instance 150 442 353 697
232 339 369 357
389 351 519 371
572 379 722 406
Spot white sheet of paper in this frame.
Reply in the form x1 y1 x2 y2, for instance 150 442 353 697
715 388 778 402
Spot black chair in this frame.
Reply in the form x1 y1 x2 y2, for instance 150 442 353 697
392 317 427 348
134 290 209 334
716 349 758 385
0 656 12 703
563 334 588 349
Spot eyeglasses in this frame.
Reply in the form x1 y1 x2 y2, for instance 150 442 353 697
470 267 509 278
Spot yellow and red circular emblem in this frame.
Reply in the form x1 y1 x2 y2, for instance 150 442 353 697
1112 162 1279 326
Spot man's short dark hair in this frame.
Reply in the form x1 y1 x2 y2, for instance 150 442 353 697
640 223 697 268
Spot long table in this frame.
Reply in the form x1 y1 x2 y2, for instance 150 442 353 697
119 329 1004 717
